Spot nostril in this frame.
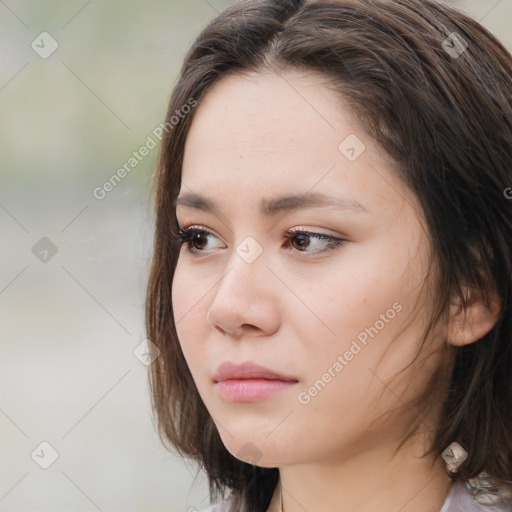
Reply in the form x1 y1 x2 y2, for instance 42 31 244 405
242 324 260 332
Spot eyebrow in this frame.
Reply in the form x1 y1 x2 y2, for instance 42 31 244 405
174 191 370 216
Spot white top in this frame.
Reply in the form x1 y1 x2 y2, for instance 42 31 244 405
200 481 512 512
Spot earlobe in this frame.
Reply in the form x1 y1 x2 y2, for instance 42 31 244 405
447 290 501 347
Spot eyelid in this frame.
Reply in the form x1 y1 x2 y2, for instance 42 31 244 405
177 223 342 240
178 223 224 238
287 225 342 238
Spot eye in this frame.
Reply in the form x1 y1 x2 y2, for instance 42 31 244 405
175 226 224 254
284 228 345 256
174 225 346 258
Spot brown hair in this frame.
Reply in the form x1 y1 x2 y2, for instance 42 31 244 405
145 0 512 509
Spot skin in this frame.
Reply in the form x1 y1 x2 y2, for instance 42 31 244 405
171 68 499 512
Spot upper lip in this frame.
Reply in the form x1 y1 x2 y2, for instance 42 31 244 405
213 361 299 383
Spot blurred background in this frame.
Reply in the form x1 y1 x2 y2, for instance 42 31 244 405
0 1 510 511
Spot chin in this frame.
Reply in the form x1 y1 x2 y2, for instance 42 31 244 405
218 433 299 468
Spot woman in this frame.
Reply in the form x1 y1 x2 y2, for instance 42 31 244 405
145 0 512 510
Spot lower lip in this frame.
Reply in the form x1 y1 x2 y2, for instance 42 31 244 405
215 379 298 402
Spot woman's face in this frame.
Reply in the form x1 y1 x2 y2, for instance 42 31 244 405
172 68 446 466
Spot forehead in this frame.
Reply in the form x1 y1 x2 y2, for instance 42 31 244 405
183 69 354 163
180 69 409 218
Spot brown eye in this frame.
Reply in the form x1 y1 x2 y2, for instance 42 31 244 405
285 229 346 256
190 231 208 250
290 233 311 250
176 226 223 255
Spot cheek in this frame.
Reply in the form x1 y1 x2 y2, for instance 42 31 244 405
302 250 406 348
299 306 434 426
171 261 209 370
292 243 426 399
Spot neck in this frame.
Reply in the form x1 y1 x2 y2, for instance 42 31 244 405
267 435 453 512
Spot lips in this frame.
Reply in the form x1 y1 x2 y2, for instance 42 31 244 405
212 360 299 383
212 361 299 402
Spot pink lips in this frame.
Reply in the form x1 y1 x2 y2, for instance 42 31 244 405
213 361 299 402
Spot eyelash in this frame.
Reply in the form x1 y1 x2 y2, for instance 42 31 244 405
174 226 345 258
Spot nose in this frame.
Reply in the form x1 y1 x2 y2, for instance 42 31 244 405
206 253 280 338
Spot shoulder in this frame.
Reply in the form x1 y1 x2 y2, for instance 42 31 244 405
200 496 237 512
440 480 512 512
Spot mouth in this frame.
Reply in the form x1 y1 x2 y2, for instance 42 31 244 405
212 361 299 403
214 378 299 402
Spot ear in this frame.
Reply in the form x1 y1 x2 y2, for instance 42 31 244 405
447 287 501 347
